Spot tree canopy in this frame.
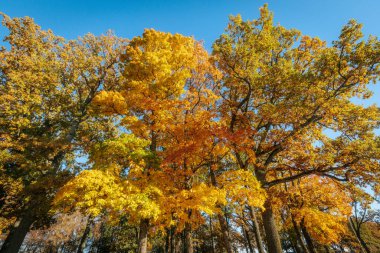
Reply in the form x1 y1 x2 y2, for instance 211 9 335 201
0 4 379 253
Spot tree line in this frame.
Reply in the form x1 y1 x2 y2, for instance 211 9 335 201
0 5 380 253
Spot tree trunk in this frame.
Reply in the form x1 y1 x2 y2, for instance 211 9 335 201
255 167 283 253
248 206 265 253
349 218 371 253
0 211 35 253
209 216 215 253
356 233 371 253
76 217 93 253
216 213 234 253
291 217 308 253
183 223 194 253
138 219 150 253
165 228 170 253
242 225 254 253
170 227 175 253
289 237 302 253
174 233 181 253
300 221 316 253
261 199 283 253
209 168 233 253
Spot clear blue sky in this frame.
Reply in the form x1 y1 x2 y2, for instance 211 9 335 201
1 0 379 105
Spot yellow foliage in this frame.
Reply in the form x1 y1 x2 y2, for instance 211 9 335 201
218 170 266 210
279 176 352 244
54 170 163 222
54 170 126 217
2 5 380 251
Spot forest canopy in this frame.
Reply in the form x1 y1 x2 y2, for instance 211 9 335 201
0 4 379 253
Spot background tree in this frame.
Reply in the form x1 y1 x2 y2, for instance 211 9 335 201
0 14 125 253
212 4 380 253
348 199 380 253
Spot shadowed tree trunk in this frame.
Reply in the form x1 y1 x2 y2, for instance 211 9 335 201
183 222 194 253
209 216 215 253
242 224 254 253
137 130 158 253
291 216 309 253
174 233 182 253
288 236 302 253
138 219 150 253
170 227 175 253
349 217 371 253
165 228 170 253
261 199 283 253
255 168 282 253
76 217 93 253
0 212 35 253
300 220 316 253
248 206 265 253
210 168 233 253
216 213 233 253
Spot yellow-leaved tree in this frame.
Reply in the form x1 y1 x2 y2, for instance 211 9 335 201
0 14 125 253
213 4 380 253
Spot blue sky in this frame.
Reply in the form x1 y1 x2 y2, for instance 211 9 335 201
1 1 380 46
1 0 379 104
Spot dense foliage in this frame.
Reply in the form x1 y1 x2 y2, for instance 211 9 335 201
1 5 379 253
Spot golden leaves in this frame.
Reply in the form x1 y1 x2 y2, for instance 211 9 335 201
161 182 226 229
123 29 196 100
296 208 348 244
53 170 163 221
277 176 352 244
218 170 266 210
2 5 379 249
54 170 126 217
92 91 128 115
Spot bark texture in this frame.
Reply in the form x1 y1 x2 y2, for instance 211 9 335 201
138 219 150 253
0 212 35 253
261 200 283 253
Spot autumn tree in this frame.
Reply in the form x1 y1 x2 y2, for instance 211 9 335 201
213 4 380 253
276 176 352 252
53 28 268 253
0 14 125 253
1 5 379 253
348 197 380 253
53 29 218 253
